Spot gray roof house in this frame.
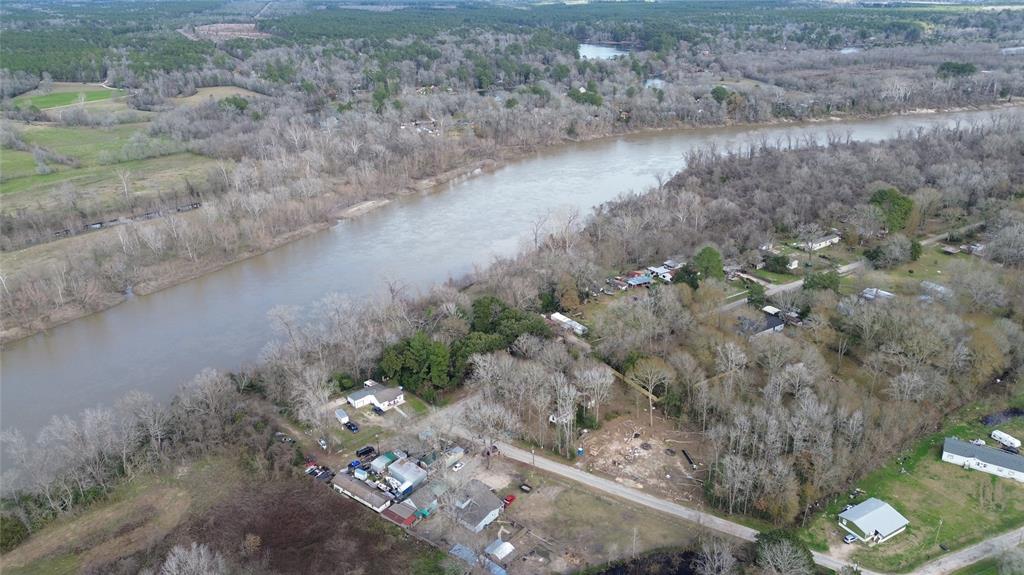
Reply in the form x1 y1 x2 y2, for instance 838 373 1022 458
838 498 909 543
942 437 1024 483
455 479 503 533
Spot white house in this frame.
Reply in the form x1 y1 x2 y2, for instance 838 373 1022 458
646 265 675 282
347 381 405 411
455 479 503 533
805 234 841 251
942 437 1024 483
838 498 909 543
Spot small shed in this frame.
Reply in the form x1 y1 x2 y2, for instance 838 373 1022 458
382 501 417 526
371 451 398 474
334 408 349 425
445 446 466 467
485 539 515 560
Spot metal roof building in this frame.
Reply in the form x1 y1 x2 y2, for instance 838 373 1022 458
838 498 909 543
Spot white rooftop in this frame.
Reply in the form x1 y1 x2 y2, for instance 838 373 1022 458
839 498 908 539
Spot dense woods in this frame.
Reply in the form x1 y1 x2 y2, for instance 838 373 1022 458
2 2 1024 568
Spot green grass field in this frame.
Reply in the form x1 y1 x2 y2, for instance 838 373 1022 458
12 85 124 110
0 153 218 213
752 268 797 284
801 400 1024 573
0 149 39 181
950 557 1001 575
20 123 148 165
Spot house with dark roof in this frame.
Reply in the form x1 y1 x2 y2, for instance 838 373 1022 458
455 479 503 533
942 437 1024 483
838 498 909 543
737 311 785 338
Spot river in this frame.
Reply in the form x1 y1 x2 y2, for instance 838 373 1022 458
2 107 1020 439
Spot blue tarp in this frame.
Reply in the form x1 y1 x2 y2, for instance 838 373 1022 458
449 544 477 566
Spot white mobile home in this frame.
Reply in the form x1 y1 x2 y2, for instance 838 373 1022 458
942 437 1024 483
550 312 588 336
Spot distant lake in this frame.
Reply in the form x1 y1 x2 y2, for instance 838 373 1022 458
645 78 666 89
1002 46 1024 55
840 47 862 54
579 43 629 60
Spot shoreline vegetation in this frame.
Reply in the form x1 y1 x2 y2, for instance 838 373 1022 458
2 101 1020 345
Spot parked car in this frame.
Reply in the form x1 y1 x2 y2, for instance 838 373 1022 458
503 495 516 508
451 461 465 472
345 422 360 433
356 446 376 458
519 483 533 493
304 465 320 476
349 460 362 469
318 437 328 450
372 406 385 415
274 432 295 444
843 534 858 544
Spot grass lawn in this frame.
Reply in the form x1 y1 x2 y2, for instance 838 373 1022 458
950 557 1001 575
852 244 1000 300
752 268 797 285
12 84 124 110
20 123 148 165
801 400 1024 573
1 153 219 214
404 393 430 416
0 149 39 181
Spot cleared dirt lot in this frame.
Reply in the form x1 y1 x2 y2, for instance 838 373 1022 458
577 408 711 504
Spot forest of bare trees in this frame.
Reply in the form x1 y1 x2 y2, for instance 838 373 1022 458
3 5 1024 338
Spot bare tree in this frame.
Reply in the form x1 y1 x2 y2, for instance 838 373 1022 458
157 542 229 575
574 361 614 423
757 539 813 575
692 537 738 575
628 358 674 427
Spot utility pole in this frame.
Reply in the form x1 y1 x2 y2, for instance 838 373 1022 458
531 448 535 467
934 518 943 547
632 526 638 558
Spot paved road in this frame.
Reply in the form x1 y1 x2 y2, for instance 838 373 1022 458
495 438 1022 575
719 223 978 314
913 526 1024 575
492 439 882 575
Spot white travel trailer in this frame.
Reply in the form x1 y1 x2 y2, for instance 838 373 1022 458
992 430 1021 449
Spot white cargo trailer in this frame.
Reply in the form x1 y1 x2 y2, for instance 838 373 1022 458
991 430 1021 449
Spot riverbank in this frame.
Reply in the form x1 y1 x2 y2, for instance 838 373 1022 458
2 101 1019 345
